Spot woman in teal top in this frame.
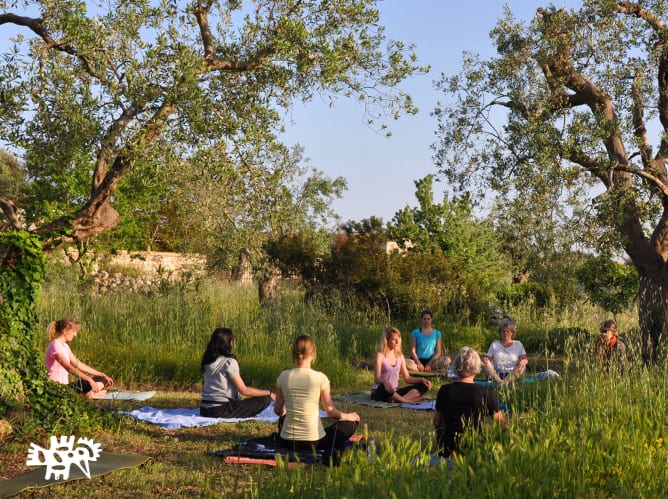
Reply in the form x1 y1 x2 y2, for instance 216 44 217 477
407 310 451 372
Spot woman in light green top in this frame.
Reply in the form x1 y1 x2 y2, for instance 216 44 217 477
274 335 360 465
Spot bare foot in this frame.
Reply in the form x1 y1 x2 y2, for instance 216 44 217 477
392 391 425 404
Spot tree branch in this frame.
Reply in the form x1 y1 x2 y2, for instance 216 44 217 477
0 13 105 83
616 2 666 31
631 67 653 167
0 197 23 230
93 105 141 191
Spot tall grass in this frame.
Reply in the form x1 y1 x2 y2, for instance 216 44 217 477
36 266 640 389
28 266 668 497
260 362 667 498
36 269 389 389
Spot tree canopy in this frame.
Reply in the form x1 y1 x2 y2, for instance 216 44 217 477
434 0 668 363
0 0 425 249
0 0 425 421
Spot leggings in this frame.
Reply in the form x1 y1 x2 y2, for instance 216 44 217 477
200 395 272 418
72 375 108 395
277 418 358 465
371 382 428 402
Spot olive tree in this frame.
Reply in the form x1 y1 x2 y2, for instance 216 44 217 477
0 0 424 418
434 1 668 363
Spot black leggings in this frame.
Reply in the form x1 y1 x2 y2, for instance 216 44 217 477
277 418 358 465
371 382 428 402
200 396 272 418
72 375 108 395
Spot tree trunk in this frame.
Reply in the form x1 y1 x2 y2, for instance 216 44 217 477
258 268 281 304
638 275 668 364
232 247 252 284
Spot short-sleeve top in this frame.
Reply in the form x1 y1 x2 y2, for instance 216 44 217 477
277 367 329 442
435 382 500 457
201 356 241 405
371 353 402 392
486 340 527 374
411 328 442 359
45 340 71 384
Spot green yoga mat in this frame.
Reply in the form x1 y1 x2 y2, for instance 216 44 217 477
0 452 153 497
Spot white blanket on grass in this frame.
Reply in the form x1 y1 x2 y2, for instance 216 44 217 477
123 403 326 430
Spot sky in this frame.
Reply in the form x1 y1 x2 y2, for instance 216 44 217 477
280 0 582 224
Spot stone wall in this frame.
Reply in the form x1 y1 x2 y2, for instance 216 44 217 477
88 250 208 294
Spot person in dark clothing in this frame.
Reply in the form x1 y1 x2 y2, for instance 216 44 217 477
433 347 506 458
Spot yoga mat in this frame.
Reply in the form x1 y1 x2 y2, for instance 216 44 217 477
407 370 443 377
97 390 156 401
212 434 363 466
473 370 560 388
333 392 399 408
400 400 435 410
123 403 327 430
0 452 152 498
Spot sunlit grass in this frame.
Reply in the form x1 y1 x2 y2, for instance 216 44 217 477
15 268 666 497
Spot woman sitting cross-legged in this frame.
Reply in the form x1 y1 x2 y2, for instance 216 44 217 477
274 335 360 466
482 319 528 384
433 347 506 459
371 327 432 403
45 317 114 399
200 328 274 418
406 310 451 372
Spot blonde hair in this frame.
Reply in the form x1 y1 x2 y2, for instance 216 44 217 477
292 335 316 363
452 347 482 377
47 317 80 341
378 327 403 356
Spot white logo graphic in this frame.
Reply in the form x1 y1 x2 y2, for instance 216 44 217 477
26 435 102 480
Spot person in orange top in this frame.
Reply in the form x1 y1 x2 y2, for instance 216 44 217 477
595 319 627 376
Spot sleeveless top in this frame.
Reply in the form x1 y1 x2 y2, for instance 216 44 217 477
371 353 401 391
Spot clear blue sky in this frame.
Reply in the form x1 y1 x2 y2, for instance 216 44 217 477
281 1 582 224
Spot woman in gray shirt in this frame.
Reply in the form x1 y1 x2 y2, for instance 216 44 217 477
200 328 274 418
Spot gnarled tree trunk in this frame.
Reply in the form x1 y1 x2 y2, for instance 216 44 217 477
258 267 281 304
638 276 668 364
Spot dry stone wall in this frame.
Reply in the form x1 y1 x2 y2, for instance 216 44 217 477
88 250 208 294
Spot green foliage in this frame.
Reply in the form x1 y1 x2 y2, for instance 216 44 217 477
0 0 422 250
310 207 508 322
0 149 23 199
263 230 330 282
576 256 638 316
491 196 591 308
386 175 512 320
259 366 668 498
0 231 45 414
0 231 88 430
496 282 552 308
0 232 100 433
433 0 668 358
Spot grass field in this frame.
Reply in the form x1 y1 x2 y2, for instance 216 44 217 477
1 273 667 498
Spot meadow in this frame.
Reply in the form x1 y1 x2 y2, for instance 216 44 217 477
1 269 667 498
